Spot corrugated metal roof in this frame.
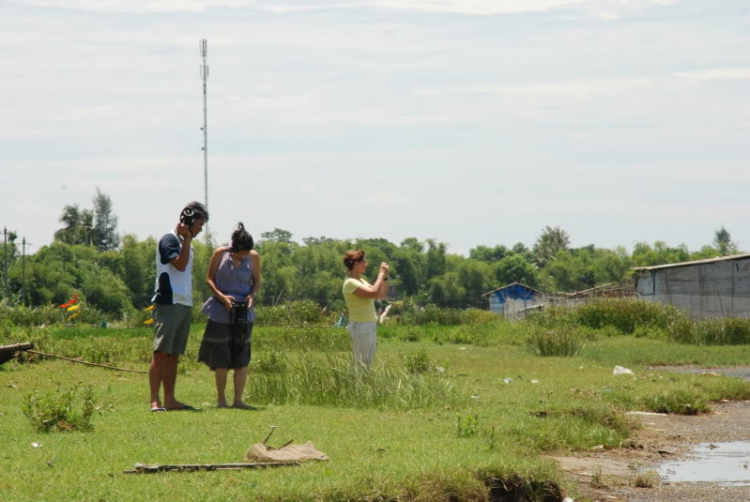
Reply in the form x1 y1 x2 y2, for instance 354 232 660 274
481 282 542 297
632 253 750 272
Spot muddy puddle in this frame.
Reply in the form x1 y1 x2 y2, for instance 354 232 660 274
657 441 750 486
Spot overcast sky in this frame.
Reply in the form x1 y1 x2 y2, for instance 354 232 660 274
2 0 748 255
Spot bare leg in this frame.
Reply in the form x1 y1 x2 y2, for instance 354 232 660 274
215 368 229 408
232 367 249 408
163 355 188 409
149 352 168 409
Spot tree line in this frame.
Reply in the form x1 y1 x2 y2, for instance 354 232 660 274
0 191 741 317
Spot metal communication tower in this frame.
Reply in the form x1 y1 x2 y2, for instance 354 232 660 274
200 39 209 212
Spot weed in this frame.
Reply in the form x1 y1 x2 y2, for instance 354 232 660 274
403 349 435 374
486 426 496 451
456 412 479 437
22 384 97 432
591 465 603 486
631 470 660 488
641 389 707 415
254 351 288 373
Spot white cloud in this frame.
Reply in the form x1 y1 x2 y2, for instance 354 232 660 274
675 68 750 81
11 0 682 16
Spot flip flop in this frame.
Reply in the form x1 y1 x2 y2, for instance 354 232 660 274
150 407 167 412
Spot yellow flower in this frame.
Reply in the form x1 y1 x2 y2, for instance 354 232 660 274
67 305 80 312
144 305 155 312
143 319 154 325
68 312 81 320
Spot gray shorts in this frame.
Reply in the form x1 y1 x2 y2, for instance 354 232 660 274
152 304 192 355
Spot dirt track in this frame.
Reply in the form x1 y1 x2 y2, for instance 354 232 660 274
552 368 750 502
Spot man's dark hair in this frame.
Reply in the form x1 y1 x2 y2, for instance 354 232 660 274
180 201 209 226
230 222 254 252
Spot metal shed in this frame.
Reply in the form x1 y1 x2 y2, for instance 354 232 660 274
634 253 750 319
482 283 545 319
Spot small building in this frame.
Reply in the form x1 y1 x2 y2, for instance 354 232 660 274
634 253 750 319
482 283 545 319
557 283 636 305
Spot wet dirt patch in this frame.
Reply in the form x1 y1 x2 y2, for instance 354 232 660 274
551 400 750 501
649 365 750 382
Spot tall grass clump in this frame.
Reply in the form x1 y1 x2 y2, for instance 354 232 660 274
527 327 585 357
570 298 684 334
255 300 324 326
667 316 750 345
399 306 498 326
248 352 461 409
22 384 98 432
253 325 350 352
0 304 65 327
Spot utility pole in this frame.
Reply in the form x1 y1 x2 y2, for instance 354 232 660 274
2 227 7 302
21 237 26 306
200 39 209 213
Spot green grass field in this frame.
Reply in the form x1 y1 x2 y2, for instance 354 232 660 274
2 323 750 501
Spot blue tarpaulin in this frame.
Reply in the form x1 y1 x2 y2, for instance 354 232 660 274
492 284 537 304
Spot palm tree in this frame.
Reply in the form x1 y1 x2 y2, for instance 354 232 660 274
54 205 94 246
534 226 570 265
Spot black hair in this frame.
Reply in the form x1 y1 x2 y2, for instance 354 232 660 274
180 201 209 226
230 222 254 252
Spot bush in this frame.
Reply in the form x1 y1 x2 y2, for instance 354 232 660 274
399 305 501 326
247 352 461 409
0 304 64 327
571 298 685 334
403 349 436 374
527 327 585 357
255 300 323 326
22 384 98 432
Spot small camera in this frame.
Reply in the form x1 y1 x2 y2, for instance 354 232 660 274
230 302 249 325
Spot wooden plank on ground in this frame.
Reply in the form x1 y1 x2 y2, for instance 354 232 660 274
0 342 34 353
123 461 299 474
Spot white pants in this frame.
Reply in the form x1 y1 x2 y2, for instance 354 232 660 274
347 322 377 370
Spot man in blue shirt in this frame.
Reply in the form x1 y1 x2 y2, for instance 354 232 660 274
149 201 208 412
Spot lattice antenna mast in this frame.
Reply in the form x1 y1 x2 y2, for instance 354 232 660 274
200 39 209 212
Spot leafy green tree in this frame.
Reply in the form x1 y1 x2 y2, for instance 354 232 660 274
393 250 421 296
469 245 509 262
494 254 540 288
713 226 738 256
631 241 689 267
121 234 157 308
427 271 465 308
18 242 130 315
424 239 447 281
400 237 424 254
457 260 494 308
261 228 294 244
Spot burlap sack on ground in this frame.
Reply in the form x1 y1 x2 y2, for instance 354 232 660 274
245 441 329 463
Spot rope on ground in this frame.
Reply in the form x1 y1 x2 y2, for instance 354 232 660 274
26 349 147 374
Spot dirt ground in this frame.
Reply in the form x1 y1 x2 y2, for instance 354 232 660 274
550 367 750 502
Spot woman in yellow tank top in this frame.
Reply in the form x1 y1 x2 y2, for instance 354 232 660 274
342 249 389 370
